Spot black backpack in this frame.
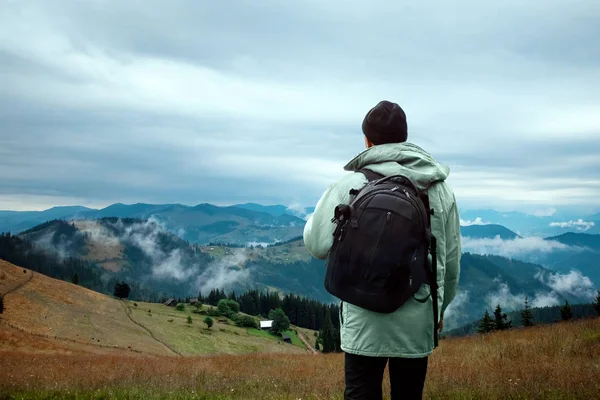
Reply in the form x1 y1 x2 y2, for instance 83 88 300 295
325 167 440 347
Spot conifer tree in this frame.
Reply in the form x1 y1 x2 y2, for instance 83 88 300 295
478 310 494 333
593 290 600 317
71 273 79 285
520 296 534 327
560 300 573 321
320 310 336 352
493 304 512 330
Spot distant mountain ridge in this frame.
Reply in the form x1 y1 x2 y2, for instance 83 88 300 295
460 224 520 240
1 203 307 246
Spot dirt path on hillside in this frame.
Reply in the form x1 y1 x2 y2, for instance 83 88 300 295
297 330 317 354
1 269 34 306
120 301 182 357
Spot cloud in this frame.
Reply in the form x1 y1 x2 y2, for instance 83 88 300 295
530 292 560 308
460 217 488 226
535 269 597 300
529 208 558 217
1 1 600 211
485 282 561 312
286 202 311 220
461 236 575 258
195 249 251 295
549 219 596 231
485 283 526 311
31 228 71 262
443 290 470 329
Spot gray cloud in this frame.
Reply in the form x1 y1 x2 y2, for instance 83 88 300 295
461 236 577 259
195 249 251 296
1 1 600 211
549 219 596 231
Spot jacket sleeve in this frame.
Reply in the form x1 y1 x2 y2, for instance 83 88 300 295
441 193 461 319
303 173 366 260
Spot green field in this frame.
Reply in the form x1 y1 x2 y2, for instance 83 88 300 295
126 301 308 355
247 327 305 348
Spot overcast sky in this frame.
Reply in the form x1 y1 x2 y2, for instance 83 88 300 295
1 0 599 214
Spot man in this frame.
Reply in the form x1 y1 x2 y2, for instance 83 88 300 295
303 100 461 400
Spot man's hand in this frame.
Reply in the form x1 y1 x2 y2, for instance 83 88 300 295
439 319 444 332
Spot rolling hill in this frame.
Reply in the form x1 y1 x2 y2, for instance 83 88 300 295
0 260 310 357
1 203 306 246
4 217 598 331
1 220 332 303
460 224 520 239
537 232 600 287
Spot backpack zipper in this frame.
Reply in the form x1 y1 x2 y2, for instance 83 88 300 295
365 211 392 278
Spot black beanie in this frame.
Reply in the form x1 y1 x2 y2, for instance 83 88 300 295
361 100 408 145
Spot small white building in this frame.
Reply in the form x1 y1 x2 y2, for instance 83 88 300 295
260 320 273 330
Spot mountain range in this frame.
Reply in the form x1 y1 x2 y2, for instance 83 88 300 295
2 213 598 331
1 203 310 246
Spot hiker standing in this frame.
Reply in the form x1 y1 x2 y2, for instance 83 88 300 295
303 100 461 400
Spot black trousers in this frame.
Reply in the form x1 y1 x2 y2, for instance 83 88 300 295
344 352 429 400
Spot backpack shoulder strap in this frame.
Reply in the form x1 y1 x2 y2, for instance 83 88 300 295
358 168 385 182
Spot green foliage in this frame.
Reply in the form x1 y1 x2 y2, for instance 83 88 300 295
594 290 600 316
216 298 240 319
560 301 573 321
176 303 185 311
268 308 290 335
114 281 131 299
320 309 337 353
520 296 534 327
71 273 79 285
187 316 193 324
314 337 320 352
206 308 220 317
235 315 258 328
493 304 512 330
203 316 214 329
478 310 494 334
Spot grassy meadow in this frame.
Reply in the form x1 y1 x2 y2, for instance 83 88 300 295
1 317 599 399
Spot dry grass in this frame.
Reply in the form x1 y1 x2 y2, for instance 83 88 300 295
0 260 310 358
2 259 599 399
1 317 599 399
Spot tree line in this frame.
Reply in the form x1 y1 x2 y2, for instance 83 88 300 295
170 287 342 353
476 294 600 335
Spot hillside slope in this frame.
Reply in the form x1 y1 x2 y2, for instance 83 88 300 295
1 311 598 399
0 260 308 357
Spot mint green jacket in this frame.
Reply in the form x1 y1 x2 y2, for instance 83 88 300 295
303 142 461 358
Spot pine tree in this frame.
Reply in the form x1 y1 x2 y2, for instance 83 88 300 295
593 290 600 317
321 310 336 352
204 316 214 329
493 304 512 330
560 300 573 321
113 281 131 299
314 337 320 352
71 273 79 285
520 296 534 327
478 310 494 333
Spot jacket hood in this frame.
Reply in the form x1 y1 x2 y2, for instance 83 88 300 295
343 142 450 189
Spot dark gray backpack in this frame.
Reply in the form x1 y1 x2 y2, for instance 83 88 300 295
325 167 440 347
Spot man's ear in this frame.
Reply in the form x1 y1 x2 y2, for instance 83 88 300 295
364 136 374 148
